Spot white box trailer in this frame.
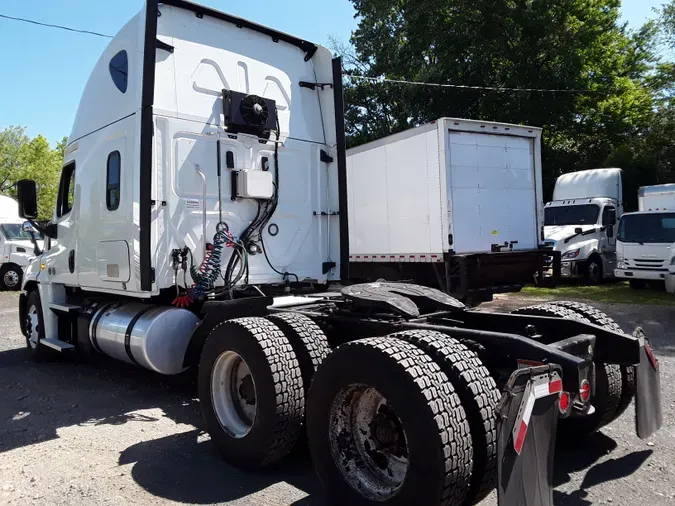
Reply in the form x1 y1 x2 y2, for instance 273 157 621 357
347 118 556 302
639 184 675 211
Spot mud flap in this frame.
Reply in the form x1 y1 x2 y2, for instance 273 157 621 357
496 365 562 506
634 328 663 439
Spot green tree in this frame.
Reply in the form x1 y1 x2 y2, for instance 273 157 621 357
340 0 659 199
0 127 64 220
0 126 29 194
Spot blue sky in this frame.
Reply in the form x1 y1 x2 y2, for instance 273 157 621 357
0 0 665 146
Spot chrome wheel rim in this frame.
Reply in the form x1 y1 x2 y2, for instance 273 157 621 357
27 304 39 348
211 351 257 438
329 385 409 500
4 270 19 288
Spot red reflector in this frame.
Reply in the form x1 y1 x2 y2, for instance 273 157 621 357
580 380 591 402
514 420 528 454
559 392 570 412
549 379 563 394
645 342 658 370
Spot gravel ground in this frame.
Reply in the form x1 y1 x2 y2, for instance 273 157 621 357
0 291 674 506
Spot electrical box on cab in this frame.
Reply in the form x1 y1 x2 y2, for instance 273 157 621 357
234 170 274 200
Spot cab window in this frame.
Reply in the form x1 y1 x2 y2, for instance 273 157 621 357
57 162 76 217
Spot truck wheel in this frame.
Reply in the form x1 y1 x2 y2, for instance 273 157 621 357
24 290 53 361
198 317 304 469
266 313 330 395
390 329 499 505
548 300 635 420
307 337 472 506
1 264 22 291
586 255 603 284
511 303 622 436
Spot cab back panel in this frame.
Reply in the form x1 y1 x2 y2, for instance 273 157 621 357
151 4 339 291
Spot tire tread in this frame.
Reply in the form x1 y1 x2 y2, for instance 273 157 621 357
204 317 304 467
391 329 499 505
266 312 330 394
316 337 473 506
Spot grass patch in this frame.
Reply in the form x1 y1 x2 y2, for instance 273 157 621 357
520 281 675 306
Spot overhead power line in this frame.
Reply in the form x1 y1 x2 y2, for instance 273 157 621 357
0 12 605 95
345 74 594 93
0 13 113 39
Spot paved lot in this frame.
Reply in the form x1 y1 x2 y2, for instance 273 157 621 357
0 291 674 505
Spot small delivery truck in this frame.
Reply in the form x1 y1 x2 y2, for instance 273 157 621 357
0 195 41 290
347 118 558 304
615 184 675 288
544 168 622 284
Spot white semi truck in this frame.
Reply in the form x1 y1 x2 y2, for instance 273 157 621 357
615 184 675 288
0 195 42 290
347 119 560 304
15 2 661 505
544 168 622 283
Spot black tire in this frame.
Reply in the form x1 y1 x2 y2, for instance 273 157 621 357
548 301 622 332
616 364 636 419
266 313 330 395
198 317 304 469
307 337 473 506
629 279 647 290
24 290 53 361
586 255 603 284
391 329 499 505
511 303 622 435
511 303 589 321
548 300 635 420
1 264 22 291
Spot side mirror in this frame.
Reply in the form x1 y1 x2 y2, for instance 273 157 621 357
22 221 43 256
607 225 615 238
575 227 583 235
606 209 617 226
22 221 37 234
16 180 38 220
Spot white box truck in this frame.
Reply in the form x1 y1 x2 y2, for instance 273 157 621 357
615 184 675 288
347 118 558 304
0 195 42 290
13 2 661 504
543 168 622 283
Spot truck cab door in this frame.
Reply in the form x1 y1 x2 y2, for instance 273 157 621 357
601 206 617 273
603 206 617 249
43 162 79 285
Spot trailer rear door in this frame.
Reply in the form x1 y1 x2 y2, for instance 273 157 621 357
447 131 538 254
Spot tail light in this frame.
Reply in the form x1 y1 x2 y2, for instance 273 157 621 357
558 391 571 415
579 380 591 403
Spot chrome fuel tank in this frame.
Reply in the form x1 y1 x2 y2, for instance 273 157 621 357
89 303 200 375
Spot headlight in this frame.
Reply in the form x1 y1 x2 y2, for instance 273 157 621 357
562 249 580 260
617 262 626 270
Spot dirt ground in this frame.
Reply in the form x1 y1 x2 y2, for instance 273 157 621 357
1 291 674 506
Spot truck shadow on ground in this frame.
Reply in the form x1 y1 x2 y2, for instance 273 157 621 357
553 432 653 505
0 347 322 505
119 431 322 505
0 346 654 506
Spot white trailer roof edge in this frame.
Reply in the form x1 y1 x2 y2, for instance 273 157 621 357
638 184 675 197
347 118 542 157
